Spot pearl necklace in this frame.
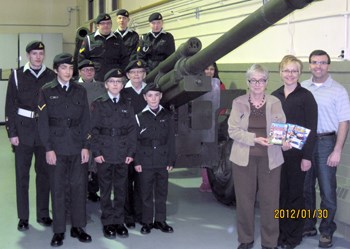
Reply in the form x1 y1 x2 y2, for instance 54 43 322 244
249 94 266 109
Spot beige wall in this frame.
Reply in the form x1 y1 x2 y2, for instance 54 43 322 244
0 0 80 54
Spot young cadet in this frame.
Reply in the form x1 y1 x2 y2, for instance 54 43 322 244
79 13 128 81
37 53 91 247
122 59 148 228
90 68 137 239
134 83 176 235
137 12 175 72
77 59 105 202
5 40 55 231
114 9 139 61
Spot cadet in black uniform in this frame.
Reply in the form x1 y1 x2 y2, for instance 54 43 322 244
37 53 92 247
90 68 137 239
5 41 55 231
114 9 139 61
122 59 148 228
134 83 176 235
79 13 128 81
77 59 105 202
137 12 175 72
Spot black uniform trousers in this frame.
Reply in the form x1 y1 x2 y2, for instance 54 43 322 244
124 161 142 224
279 154 306 246
49 154 87 233
14 143 50 220
97 162 128 225
139 168 168 224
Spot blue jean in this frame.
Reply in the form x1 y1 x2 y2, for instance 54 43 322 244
304 135 337 236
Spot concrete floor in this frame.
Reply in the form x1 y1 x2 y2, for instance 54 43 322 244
0 126 349 249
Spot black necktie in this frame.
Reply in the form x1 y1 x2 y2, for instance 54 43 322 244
113 97 117 104
63 85 67 91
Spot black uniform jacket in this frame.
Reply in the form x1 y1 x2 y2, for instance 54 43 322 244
79 31 129 81
272 83 318 160
114 28 139 61
121 85 147 114
90 93 137 164
134 106 176 168
5 64 56 146
37 79 91 155
137 29 175 72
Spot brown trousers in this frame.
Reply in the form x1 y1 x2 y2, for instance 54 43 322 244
232 155 281 248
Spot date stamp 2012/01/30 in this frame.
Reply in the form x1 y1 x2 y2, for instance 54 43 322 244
274 209 328 219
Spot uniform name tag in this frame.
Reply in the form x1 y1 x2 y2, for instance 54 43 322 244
50 96 59 99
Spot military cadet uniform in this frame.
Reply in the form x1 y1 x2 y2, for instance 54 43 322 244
122 59 148 228
5 41 55 231
137 12 175 72
90 68 137 239
37 53 91 246
134 83 176 234
77 59 105 202
78 13 128 81
114 9 139 61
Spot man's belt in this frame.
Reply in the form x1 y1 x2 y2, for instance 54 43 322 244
140 139 167 147
49 117 80 127
99 127 128 137
316 131 336 137
17 108 37 118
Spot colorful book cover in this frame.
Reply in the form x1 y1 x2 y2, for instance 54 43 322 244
268 122 288 145
286 124 311 150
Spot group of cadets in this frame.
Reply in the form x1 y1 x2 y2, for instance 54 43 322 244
5 9 176 247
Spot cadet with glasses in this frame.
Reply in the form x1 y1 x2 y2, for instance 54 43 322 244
90 68 137 239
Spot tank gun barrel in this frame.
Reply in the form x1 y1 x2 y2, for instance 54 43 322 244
182 0 315 75
148 0 315 107
145 37 202 83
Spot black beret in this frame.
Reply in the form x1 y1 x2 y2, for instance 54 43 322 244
116 9 129 17
125 59 146 72
78 59 95 69
149 12 163 22
53 53 74 68
104 68 125 82
142 82 162 94
26 41 45 53
96 13 111 24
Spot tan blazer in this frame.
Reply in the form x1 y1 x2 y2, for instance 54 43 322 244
228 94 286 170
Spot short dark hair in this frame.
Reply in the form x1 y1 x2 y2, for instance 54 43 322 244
308 50 331 64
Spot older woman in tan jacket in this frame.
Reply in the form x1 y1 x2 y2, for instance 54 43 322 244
228 64 286 249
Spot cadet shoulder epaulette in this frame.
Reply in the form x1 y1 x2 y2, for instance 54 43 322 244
42 81 58 89
94 94 109 102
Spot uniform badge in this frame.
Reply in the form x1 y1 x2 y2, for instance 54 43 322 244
79 47 85 53
38 104 46 111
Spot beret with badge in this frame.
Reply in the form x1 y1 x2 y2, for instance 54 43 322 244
116 9 129 18
78 59 95 69
125 59 146 72
142 82 162 94
104 68 125 82
26 41 45 53
96 13 111 24
149 12 163 22
53 53 74 69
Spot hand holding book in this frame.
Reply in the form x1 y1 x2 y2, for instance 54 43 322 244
268 122 311 150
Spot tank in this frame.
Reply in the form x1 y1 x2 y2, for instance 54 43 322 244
144 0 315 205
